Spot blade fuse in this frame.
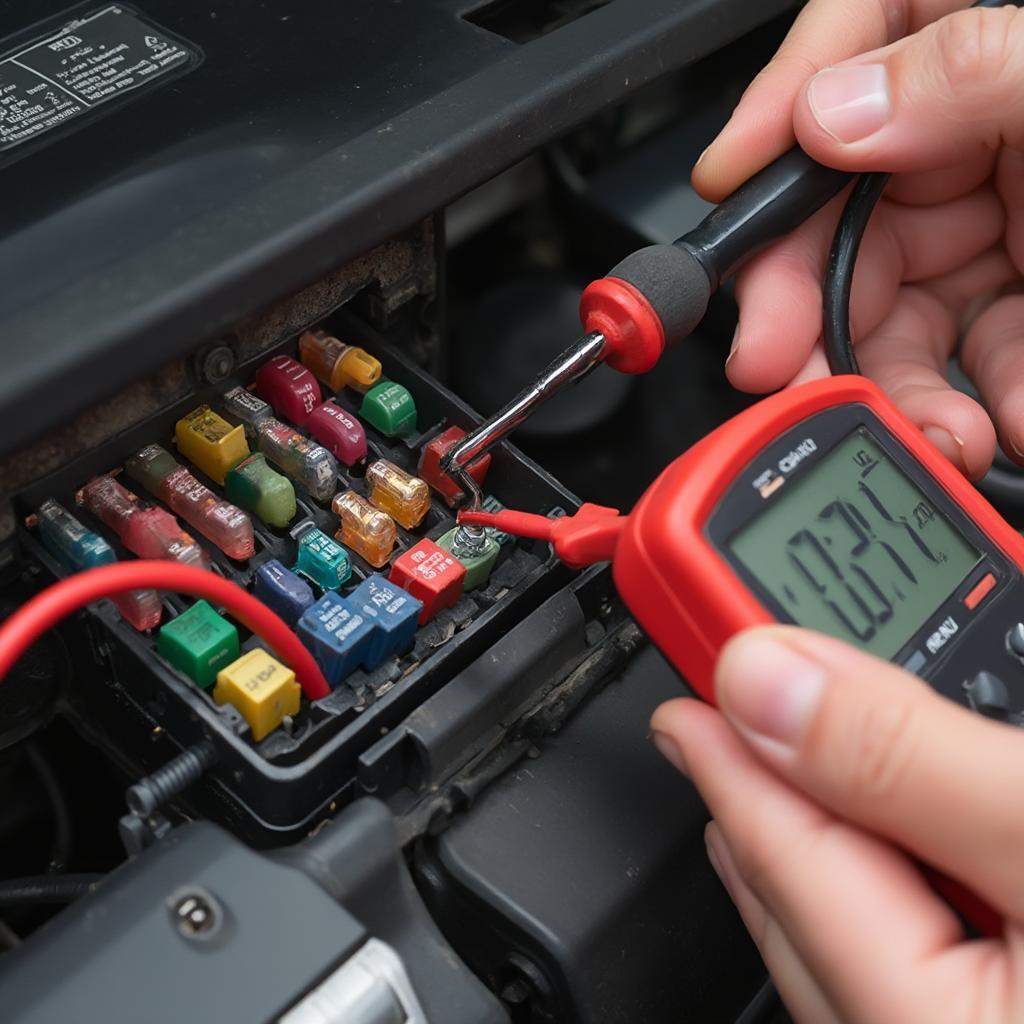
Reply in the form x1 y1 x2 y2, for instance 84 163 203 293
305 402 368 468
299 329 382 393
224 384 366 473
35 499 162 631
225 454 296 529
419 427 491 507
293 526 352 591
221 386 274 438
365 460 430 529
175 406 249 484
359 381 417 438
125 445 256 561
256 420 338 504
332 490 397 568
255 355 322 427
389 537 466 624
78 475 210 569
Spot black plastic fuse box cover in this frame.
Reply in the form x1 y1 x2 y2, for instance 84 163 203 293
15 316 581 844
0 0 798 459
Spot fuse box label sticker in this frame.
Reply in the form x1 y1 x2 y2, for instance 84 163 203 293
0 4 200 164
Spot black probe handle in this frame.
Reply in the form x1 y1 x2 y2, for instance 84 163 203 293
679 147 852 289
593 147 853 366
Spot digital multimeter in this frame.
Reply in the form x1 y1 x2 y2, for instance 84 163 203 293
461 375 1024 721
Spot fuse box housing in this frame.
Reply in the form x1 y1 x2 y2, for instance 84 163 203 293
15 313 586 845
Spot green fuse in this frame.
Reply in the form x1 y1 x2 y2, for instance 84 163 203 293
225 453 296 529
294 527 351 591
437 527 500 592
359 381 417 437
158 600 240 689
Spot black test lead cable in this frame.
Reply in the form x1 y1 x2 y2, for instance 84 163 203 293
824 0 1016 375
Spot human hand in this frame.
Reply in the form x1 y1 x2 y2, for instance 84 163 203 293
651 626 1024 1023
695 2 1024 480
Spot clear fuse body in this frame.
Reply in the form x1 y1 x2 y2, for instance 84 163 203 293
79 475 210 569
126 444 256 560
256 419 338 503
36 498 162 631
221 386 274 439
332 490 397 568
299 329 382 393
365 459 430 529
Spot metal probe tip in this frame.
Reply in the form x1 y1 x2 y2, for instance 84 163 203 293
439 331 607 486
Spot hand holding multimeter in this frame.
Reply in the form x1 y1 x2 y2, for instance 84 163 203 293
450 0 1024 1018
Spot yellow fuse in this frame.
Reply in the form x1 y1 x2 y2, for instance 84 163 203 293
299 329 382 393
213 648 301 742
332 489 397 568
176 406 250 484
365 459 430 529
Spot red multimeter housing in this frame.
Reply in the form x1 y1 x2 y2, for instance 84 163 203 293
613 376 1024 715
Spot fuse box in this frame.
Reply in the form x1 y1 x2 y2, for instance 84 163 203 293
15 313 581 845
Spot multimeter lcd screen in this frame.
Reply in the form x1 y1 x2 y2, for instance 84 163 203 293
729 428 980 659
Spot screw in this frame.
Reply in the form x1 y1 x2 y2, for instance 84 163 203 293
172 891 220 938
199 344 235 385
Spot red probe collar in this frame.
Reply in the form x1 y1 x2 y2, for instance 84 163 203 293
457 504 625 570
579 277 665 375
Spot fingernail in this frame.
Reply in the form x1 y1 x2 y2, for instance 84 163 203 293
1010 439 1024 463
922 425 967 472
808 64 891 144
725 325 740 368
651 730 689 777
717 635 826 752
694 144 711 170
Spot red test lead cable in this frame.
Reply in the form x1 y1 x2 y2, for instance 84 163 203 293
0 561 331 700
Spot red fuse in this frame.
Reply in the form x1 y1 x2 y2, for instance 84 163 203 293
255 355 322 427
389 537 466 624
306 401 368 467
419 427 492 507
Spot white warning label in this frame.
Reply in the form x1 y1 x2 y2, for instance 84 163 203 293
0 5 197 156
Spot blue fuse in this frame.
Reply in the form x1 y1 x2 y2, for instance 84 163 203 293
255 559 315 626
297 592 374 686
349 575 422 670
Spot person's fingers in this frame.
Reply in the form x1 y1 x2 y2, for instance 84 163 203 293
885 150 995 206
729 188 1003 402
961 295 1024 462
705 823 845 1024
651 699 970 1024
711 625 1024 923
793 7 1024 172
996 145 1024 274
920 244 1017 324
855 286 997 476
693 0 970 201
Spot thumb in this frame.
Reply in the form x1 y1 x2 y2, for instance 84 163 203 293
793 6 1024 170
713 625 1024 920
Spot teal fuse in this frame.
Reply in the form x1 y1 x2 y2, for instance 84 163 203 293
294 527 351 591
37 498 114 568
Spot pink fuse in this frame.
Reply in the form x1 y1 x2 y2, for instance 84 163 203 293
79 475 210 569
306 401 368 467
125 445 256 561
255 355 322 427
162 467 256 560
